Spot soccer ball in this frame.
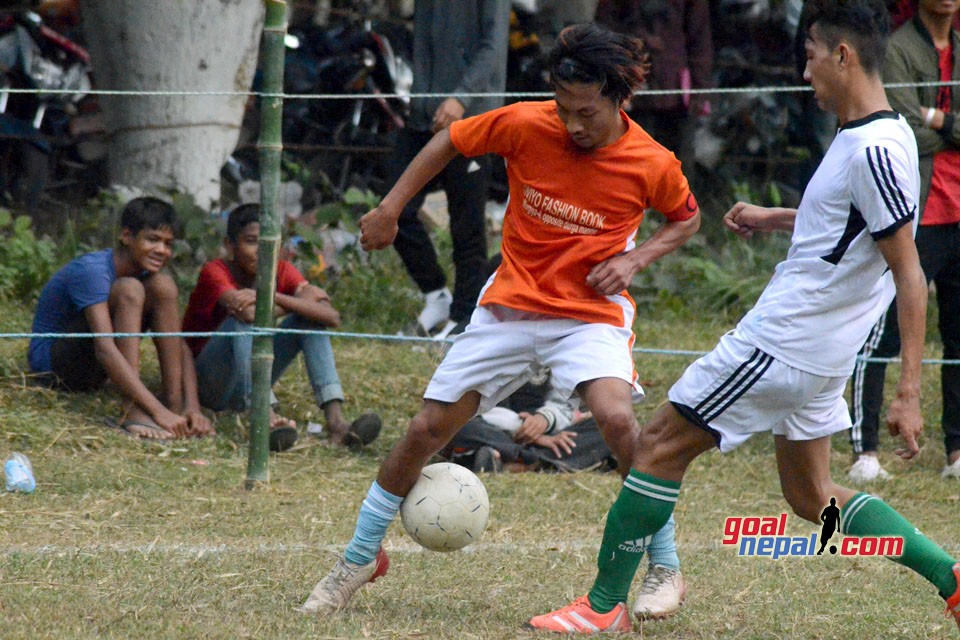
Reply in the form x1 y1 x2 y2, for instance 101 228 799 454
400 462 490 552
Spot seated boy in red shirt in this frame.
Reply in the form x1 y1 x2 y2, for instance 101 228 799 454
182 204 380 451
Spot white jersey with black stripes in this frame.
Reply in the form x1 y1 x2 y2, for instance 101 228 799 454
736 111 920 377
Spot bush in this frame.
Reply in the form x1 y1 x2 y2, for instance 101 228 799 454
0 209 58 302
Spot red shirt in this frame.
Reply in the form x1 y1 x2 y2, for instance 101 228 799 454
923 43 960 226
182 258 307 356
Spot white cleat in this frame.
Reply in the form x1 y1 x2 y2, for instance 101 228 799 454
633 564 687 621
300 548 389 614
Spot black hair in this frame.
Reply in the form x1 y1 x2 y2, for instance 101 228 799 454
119 196 178 236
801 0 891 75
547 22 649 105
226 203 261 242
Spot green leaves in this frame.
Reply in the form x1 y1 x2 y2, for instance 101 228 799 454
0 208 58 302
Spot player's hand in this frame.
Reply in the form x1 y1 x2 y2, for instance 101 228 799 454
514 411 549 444
358 205 399 251
431 97 465 133
724 202 770 238
586 253 637 296
886 393 923 459
533 431 578 458
185 410 215 438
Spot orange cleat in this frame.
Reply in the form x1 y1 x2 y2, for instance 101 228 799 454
527 595 632 634
945 562 960 630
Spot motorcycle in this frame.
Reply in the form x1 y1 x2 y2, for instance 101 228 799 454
0 9 104 210
232 2 412 209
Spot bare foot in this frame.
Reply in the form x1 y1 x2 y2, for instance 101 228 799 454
327 420 352 446
270 409 297 430
118 407 175 440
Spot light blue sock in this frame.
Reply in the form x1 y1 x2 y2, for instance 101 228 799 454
343 480 403 566
645 514 680 571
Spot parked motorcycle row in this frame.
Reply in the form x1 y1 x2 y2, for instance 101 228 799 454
0 6 106 213
245 0 818 212
3 0 820 218
228 1 414 210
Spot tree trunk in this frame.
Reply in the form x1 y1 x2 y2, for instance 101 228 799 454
80 0 265 208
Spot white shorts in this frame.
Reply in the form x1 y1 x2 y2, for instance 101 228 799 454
425 305 645 414
668 330 851 453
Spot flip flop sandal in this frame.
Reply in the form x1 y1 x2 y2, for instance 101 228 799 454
269 425 299 452
345 412 383 451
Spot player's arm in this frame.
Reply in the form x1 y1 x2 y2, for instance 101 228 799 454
587 209 701 296
876 223 927 459
84 302 187 434
723 202 797 238
274 283 341 327
359 129 460 251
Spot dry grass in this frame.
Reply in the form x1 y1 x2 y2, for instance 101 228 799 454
0 304 957 640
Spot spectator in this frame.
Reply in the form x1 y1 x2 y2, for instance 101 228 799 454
441 365 607 473
889 0 960 29
28 197 213 440
595 0 714 162
534 0 599 50
849 0 960 481
386 0 510 338
181 204 381 452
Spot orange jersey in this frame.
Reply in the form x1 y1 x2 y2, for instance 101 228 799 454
449 100 696 327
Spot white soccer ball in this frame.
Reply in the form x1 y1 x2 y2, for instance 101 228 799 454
400 462 490 552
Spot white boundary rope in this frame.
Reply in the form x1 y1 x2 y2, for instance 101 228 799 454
10 328 955 365
4 79 958 100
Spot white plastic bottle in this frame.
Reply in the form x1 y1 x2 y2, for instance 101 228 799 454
4 452 35 493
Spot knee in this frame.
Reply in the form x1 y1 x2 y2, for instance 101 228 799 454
143 271 178 303
408 412 450 448
593 406 639 436
111 277 146 307
782 484 829 524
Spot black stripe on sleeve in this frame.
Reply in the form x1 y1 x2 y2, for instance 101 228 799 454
870 209 915 240
866 146 907 222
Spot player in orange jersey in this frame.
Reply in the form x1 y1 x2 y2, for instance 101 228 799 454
301 22 701 618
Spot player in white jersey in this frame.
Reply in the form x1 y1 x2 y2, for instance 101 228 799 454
531 0 960 634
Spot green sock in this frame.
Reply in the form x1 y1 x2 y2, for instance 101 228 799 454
588 470 680 613
842 493 957 598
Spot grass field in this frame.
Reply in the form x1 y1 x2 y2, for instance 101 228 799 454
0 267 958 639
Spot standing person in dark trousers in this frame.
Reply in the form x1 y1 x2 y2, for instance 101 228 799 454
387 0 510 338
849 0 960 482
595 0 713 160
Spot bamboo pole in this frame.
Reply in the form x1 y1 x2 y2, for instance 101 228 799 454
246 0 287 488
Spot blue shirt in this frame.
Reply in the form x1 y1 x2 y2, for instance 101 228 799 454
28 249 117 373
